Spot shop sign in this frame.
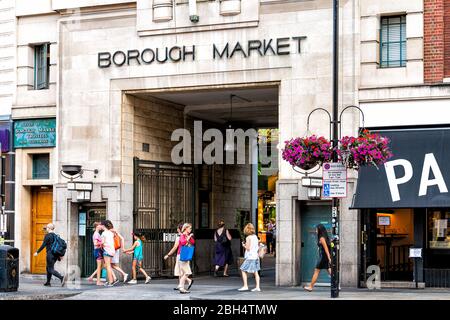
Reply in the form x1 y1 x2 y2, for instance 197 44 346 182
322 163 347 198
67 182 93 191
163 233 178 242
0 128 10 153
353 128 450 209
14 119 56 148
98 36 307 68
409 248 422 258
378 216 391 226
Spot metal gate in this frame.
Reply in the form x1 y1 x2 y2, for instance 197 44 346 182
133 158 195 277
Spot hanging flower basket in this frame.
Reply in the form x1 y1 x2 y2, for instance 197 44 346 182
337 129 393 170
282 135 332 171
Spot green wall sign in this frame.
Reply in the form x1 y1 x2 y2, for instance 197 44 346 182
14 118 56 148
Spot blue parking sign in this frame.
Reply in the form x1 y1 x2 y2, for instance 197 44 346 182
323 183 330 197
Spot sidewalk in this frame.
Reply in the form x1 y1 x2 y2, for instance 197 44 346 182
2 271 450 300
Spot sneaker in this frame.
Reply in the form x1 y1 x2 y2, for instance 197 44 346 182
104 282 114 287
145 277 151 284
123 274 128 283
44 283 51 287
237 287 249 291
128 279 138 284
112 279 120 286
251 288 261 292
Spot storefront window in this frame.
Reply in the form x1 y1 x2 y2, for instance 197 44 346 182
428 209 450 249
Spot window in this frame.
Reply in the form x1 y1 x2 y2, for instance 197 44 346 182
32 154 50 179
428 209 450 249
380 15 406 68
34 43 50 90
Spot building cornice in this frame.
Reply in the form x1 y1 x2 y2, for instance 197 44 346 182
359 83 450 103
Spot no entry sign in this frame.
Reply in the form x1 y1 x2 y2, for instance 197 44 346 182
322 163 347 198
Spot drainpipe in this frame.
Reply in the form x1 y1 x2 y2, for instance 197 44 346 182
189 0 199 23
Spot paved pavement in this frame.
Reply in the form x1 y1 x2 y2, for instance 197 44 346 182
2 269 450 300
1 256 450 300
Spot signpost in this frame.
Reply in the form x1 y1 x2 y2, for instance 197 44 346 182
322 163 347 198
409 248 422 289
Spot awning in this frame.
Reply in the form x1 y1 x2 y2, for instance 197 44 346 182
352 127 450 209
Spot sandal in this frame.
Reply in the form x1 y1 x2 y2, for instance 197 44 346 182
303 286 313 292
187 279 194 290
179 288 190 294
223 274 230 277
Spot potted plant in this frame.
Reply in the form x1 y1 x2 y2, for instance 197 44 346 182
282 135 333 171
337 129 393 170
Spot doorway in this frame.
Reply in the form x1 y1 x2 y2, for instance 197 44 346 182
79 204 106 277
300 201 332 285
31 187 53 274
361 209 414 284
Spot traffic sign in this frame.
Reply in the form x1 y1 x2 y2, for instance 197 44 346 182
322 163 347 198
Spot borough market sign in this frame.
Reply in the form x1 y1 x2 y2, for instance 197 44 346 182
98 36 307 68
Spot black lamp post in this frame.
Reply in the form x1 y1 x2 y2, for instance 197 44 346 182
331 0 340 299
304 1 366 298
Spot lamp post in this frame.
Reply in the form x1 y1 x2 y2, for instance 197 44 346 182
331 0 340 298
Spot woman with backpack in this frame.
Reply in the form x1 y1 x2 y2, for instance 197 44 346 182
213 219 233 277
303 224 332 292
34 223 67 287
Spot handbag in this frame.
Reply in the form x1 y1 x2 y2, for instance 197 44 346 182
113 232 121 250
179 244 195 262
258 244 267 259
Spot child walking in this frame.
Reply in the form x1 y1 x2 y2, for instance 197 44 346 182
123 232 151 284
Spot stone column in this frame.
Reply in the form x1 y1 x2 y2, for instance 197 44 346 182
339 178 360 287
276 179 300 286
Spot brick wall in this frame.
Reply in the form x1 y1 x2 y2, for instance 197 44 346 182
445 0 450 77
424 0 445 83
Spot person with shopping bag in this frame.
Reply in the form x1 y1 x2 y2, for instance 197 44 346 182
177 223 195 294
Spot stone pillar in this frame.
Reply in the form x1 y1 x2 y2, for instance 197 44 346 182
339 178 360 287
276 179 300 286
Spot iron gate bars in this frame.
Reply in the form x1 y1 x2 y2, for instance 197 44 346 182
133 158 195 277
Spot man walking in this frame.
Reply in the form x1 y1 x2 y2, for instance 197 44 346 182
34 223 67 287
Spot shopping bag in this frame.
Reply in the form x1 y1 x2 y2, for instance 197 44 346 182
179 245 195 262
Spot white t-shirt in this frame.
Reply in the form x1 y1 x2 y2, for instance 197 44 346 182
244 234 259 260
101 230 115 256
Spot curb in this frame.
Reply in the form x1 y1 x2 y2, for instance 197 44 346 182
0 292 81 300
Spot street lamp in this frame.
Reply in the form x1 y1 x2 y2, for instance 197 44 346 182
60 165 99 181
331 0 340 299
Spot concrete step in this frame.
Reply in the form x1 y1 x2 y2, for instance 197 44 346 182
380 281 425 289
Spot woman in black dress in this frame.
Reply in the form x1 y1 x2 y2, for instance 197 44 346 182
304 224 332 292
213 220 233 277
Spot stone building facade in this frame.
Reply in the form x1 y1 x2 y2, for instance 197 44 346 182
27 0 450 289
